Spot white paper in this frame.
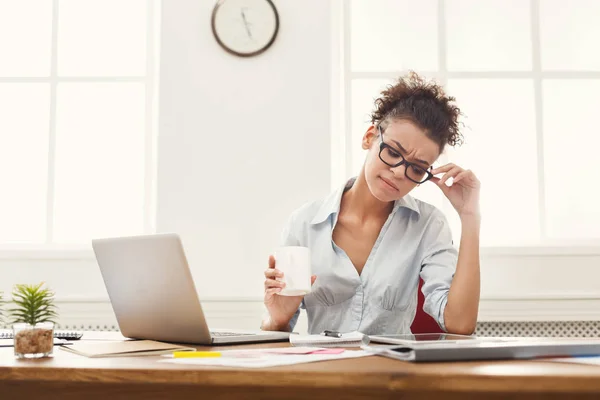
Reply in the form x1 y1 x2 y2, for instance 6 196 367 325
545 356 600 365
289 331 368 347
159 349 371 368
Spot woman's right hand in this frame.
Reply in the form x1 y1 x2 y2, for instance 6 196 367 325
262 255 316 331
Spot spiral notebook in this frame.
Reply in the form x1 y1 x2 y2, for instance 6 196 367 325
290 331 369 348
0 330 83 340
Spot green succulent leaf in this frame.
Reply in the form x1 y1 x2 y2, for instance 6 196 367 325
8 283 58 326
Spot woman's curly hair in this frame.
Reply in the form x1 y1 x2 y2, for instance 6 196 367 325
371 72 463 152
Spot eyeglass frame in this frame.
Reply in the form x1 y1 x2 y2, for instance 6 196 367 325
377 125 434 184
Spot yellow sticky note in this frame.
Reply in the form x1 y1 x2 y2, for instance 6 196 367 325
173 351 222 358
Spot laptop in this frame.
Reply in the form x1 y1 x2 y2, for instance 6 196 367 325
91 233 291 345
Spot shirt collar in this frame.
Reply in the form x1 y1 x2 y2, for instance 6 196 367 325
310 177 421 225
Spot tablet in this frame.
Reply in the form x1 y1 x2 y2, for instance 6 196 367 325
368 333 480 345
363 338 600 362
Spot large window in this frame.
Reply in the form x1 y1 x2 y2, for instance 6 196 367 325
0 0 158 248
340 0 600 247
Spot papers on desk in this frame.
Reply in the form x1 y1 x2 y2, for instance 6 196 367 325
160 347 371 368
60 340 195 358
289 331 369 347
545 356 600 365
261 346 345 355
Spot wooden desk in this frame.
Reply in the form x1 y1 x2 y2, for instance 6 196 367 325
2 333 600 399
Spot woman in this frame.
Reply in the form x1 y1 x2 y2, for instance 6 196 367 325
262 72 480 335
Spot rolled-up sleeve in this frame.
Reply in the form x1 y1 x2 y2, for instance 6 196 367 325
419 213 458 332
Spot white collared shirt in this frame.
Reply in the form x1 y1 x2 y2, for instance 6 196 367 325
283 178 457 335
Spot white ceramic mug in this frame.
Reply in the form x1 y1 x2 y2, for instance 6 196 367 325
275 246 311 296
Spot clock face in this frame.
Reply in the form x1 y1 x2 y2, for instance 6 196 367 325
211 0 279 57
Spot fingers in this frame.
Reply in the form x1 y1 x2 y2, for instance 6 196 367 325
265 287 282 296
431 162 478 187
453 169 480 187
439 166 463 186
453 170 471 184
264 267 283 279
310 275 317 286
266 255 283 279
431 176 450 195
264 278 286 290
432 163 467 185
265 255 285 295
431 163 458 175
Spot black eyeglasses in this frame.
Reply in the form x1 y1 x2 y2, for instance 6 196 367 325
377 126 433 184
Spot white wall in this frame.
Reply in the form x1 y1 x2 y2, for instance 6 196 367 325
2 1 600 331
156 0 332 299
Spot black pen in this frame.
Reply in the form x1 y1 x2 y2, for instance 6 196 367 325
323 330 342 338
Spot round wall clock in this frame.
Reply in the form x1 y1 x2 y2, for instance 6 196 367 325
211 0 280 57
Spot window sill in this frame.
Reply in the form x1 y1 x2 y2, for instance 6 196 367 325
0 246 95 260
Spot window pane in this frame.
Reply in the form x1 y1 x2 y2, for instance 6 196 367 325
57 0 147 76
446 0 532 71
350 0 438 72
543 80 600 239
53 83 145 243
0 83 49 242
446 79 539 245
0 0 52 76
540 0 600 70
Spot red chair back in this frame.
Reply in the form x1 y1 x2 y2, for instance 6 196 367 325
410 279 444 334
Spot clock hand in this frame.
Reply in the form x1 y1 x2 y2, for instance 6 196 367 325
241 9 253 39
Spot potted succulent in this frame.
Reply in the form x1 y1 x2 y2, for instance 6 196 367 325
10 283 58 358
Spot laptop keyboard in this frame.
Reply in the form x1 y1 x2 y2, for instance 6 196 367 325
210 331 257 337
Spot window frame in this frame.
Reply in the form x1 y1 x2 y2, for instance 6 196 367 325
0 0 159 255
335 0 600 252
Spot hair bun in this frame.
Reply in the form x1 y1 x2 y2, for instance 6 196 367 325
370 71 463 150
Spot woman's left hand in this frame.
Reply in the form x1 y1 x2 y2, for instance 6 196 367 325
430 163 481 219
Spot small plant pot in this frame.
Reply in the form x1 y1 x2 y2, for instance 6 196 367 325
13 322 54 359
